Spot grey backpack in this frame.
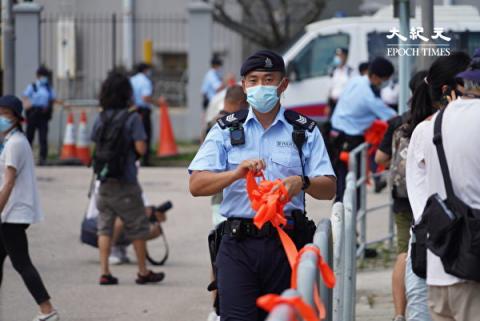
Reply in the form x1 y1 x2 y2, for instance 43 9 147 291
390 124 410 198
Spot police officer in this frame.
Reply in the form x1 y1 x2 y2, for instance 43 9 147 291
130 63 158 166
201 55 226 110
22 66 63 165
189 50 336 321
330 57 397 202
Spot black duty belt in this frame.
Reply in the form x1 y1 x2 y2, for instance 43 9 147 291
222 217 294 239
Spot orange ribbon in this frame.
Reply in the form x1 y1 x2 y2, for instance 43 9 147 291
290 245 336 319
257 293 320 321
246 170 298 268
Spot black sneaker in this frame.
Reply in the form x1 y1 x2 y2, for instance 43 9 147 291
99 274 118 285
135 270 165 284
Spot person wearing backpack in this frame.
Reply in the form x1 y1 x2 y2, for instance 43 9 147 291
405 52 472 321
375 70 427 321
91 71 165 285
22 66 64 166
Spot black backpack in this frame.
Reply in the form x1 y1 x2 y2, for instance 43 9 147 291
93 109 134 181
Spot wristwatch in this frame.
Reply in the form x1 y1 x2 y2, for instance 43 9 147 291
299 175 310 190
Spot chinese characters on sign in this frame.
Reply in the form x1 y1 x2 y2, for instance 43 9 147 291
386 27 452 42
386 27 452 57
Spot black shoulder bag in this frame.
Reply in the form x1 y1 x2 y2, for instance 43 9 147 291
422 107 480 281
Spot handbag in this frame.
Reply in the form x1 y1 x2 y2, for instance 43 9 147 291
422 107 480 281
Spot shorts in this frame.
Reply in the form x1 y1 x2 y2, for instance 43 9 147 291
395 210 413 254
96 180 150 240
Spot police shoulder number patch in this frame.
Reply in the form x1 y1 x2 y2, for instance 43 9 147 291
283 110 316 132
217 109 249 129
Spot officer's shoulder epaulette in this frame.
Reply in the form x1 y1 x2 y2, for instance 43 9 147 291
217 109 249 129
284 109 317 132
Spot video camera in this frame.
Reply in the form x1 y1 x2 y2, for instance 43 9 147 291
149 201 173 223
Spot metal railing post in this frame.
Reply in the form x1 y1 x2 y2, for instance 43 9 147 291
359 147 368 259
342 172 357 321
313 219 333 321
265 289 302 321
296 247 318 309
330 202 344 321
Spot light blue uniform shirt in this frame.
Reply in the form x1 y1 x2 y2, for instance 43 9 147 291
130 73 153 109
201 69 222 101
331 75 396 136
189 107 335 219
22 81 56 108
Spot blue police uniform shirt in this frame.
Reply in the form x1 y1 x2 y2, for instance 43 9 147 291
22 81 56 108
201 69 223 101
189 106 335 219
130 72 153 109
331 75 396 136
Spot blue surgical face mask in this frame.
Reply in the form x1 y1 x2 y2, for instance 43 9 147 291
246 84 281 114
379 80 390 89
39 76 48 85
0 116 13 132
332 55 341 67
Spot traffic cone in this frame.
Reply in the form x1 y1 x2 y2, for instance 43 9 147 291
157 99 178 157
60 112 77 160
76 110 91 166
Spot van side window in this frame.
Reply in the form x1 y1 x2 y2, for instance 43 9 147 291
292 33 350 81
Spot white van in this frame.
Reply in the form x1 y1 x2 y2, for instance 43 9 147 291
206 5 480 122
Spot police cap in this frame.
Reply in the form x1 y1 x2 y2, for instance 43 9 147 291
240 50 285 77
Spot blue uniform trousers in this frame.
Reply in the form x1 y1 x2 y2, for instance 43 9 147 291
216 234 291 321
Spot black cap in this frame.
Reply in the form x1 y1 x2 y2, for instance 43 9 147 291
211 55 223 66
0 95 24 120
240 50 285 77
36 66 50 77
369 57 394 78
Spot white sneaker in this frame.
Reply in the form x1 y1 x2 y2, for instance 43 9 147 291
109 246 130 265
207 311 219 321
32 310 59 321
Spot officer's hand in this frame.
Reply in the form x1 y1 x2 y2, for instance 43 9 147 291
233 159 265 180
278 176 303 201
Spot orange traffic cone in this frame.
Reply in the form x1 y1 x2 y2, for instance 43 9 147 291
157 99 178 157
76 110 91 166
60 112 77 160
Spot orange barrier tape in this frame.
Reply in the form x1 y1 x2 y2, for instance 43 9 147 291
290 245 336 319
257 293 320 321
246 170 298 268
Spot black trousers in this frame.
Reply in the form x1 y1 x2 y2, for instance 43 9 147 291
26 109 50 162
0 223 51 305
137 108 152 165
216 235 291 321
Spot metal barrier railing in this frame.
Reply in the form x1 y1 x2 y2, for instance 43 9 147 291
342 172 357 321
313 219 333 321
348 143 394 258
330 202 344 321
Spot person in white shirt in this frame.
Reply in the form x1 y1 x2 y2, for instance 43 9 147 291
0 95 59 321
407 50 480 321
327 47 354 117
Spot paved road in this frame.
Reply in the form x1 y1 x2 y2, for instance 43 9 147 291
0 167 393 321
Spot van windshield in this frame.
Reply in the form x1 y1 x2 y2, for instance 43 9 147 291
291 33 350 80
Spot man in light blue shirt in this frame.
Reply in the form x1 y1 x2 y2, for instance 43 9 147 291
189 50 336 321
130 63 156 165
330 57 396 202
201 56 226 109
22 66 62 165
